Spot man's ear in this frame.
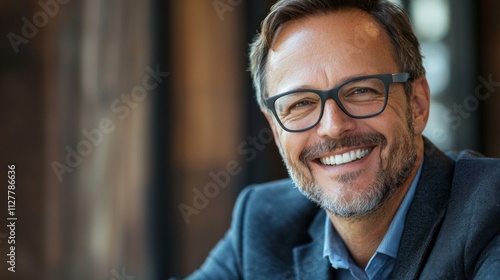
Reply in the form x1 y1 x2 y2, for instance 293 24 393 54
262 109 283 153
410 76 431 136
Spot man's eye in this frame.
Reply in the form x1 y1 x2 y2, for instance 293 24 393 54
292 100 313 108
353 88 370 94
345 87 383 98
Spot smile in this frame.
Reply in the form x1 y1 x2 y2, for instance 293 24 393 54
319 148 372 166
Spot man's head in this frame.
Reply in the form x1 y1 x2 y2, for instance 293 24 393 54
249 0 431 218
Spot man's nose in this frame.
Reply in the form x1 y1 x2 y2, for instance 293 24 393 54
315 99 356 138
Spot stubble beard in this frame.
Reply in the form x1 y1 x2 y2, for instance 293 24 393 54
282 113 417 218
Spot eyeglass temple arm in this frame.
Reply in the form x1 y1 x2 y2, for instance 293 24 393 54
392 72 410 83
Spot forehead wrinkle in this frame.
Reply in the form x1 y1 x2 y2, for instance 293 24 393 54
266 10 398 98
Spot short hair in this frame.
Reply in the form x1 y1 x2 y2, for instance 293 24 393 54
249 0 425 109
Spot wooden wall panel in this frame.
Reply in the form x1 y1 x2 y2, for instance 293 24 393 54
1 0 154 279
169 0 246 275
0 1 45 279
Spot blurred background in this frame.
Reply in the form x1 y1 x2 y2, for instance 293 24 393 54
0 0 498 279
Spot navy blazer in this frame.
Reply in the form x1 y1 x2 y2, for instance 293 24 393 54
183 140 500 279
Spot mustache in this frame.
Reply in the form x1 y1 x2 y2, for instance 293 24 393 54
299 132 387 163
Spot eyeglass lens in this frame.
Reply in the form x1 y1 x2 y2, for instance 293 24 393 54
274 77 387 131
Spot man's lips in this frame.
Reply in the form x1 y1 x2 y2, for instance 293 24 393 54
298 132 386 166
317 147 373 166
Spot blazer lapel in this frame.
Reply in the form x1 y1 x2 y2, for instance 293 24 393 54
392 139 455 279
292 210 334 280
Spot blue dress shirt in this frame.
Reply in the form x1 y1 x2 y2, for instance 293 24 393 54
323 161 423 280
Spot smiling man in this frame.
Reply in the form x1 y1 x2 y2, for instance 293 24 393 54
182 0 500 279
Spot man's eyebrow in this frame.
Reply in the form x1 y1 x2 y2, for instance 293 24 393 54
278 72 374 93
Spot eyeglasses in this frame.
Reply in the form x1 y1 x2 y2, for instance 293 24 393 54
264 73 410 132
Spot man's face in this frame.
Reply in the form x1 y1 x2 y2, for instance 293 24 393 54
265 10 428 218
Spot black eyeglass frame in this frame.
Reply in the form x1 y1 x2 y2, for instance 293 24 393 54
264 73 410 132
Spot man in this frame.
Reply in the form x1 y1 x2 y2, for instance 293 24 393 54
183 0 500 279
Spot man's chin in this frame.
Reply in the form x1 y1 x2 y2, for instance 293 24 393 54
287 162 385 217
321 194 384 218
311 169 373 195
297 178 387 217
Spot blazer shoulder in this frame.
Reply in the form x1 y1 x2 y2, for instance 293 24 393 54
244 178 307 202
431 151 500 277
445 149 500 208
242 178 318 214
236 178 320 238
447 150 500 183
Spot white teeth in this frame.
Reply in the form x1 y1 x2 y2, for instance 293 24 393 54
335 154 343 164
350 150 356 160
319 148 371 166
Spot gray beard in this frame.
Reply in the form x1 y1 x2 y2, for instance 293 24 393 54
287 146 416 218
283 116 417 218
